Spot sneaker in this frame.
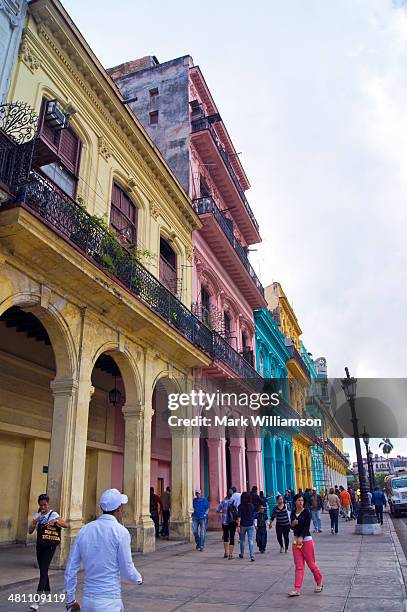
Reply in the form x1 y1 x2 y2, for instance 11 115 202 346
239 553 243 559
250 558 255 562
29 605 39 611
196 544 200 550
331 528 334 534
285 549 288 553
318 529 322 533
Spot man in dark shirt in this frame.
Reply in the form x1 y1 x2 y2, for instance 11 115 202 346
250 486 261 510
160 486 171 538
150 487 162 538
255 504 268 553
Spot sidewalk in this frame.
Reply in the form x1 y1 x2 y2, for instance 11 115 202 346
0 511 406 611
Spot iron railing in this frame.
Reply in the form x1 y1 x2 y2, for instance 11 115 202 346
213 332 259 379
191 117 259 232
287 343 311 381
0 140 263 378
14 169 213 355
193 196 264 296
325 438 349 465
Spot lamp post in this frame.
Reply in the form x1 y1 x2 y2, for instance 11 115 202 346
341 368 380 534
362 428 375 492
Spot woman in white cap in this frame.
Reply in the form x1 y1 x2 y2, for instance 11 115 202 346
64 488 143 611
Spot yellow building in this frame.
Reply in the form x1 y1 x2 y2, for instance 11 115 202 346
265 282 313 489
0 0 212 563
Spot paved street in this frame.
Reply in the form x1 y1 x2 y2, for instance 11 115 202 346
0 512 406 611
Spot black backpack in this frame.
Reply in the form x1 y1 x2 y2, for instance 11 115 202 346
227 501 238 523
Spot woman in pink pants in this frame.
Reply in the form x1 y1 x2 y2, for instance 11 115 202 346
288 493 323 597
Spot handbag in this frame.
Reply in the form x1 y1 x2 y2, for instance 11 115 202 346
37 511 61 547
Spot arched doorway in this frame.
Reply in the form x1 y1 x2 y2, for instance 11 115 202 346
84 353 126 522
150 381 172 496
0 305 66 544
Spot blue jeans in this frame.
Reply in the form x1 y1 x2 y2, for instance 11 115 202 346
311 510 322 530
240 525 254 559
192 517 207 550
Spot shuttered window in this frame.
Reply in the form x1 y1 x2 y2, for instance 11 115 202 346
110 183 138 246
159 237 177 294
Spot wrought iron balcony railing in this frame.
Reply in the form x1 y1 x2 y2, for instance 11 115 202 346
12 169 214 356
0 132 262 380
191 117 259 232
213 332 259 379
287 343 311 381
239 348 255 368
193 196 264 296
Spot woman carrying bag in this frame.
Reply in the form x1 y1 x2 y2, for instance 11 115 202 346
28 493 68 611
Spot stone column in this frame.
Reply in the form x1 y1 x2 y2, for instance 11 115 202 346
229 437 246 492
122 403 155 553
171 427 194 540
206 437 226 529
47 376 92 566
246 437 263 490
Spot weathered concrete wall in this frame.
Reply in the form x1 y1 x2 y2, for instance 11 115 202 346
113 56 191 194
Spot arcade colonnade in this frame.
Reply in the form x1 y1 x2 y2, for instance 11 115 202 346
0 264 195 564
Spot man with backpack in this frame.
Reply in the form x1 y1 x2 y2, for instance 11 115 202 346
254 504 269 553
372 486 387 525
216 489 238 559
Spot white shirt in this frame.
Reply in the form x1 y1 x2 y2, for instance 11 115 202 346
33 510 59 529
64 514 142 603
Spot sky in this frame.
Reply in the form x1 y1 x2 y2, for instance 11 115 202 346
62 0 407 459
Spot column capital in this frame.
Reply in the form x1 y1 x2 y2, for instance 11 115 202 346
122 403 144 420
50 377 79 397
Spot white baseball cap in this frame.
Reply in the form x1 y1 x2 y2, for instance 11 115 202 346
99 488 128 512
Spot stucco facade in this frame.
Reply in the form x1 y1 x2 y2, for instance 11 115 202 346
0 0 27 102
0 0 211 562
110 55 267 524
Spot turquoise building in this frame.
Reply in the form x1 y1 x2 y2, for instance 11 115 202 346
254 307 295 500
301 343 325 492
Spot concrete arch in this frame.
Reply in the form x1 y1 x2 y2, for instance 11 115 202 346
91 341 142 406
0 292 77 379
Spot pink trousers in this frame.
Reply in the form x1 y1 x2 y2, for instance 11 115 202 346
292 540 322 591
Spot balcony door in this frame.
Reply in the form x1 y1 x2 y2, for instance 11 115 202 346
160 237 177 294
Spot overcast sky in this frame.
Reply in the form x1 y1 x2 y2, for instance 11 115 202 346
63 0 407 459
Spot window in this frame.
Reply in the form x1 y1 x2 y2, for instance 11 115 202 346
149 111 158 125
36 98 82 197
259 352 264 377
149 87 159 97
201 286 211 326
200 176 210 198
160 237 177 293
110 183 138 245
224 312 231 339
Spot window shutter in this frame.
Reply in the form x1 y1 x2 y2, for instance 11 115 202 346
58 129 80 174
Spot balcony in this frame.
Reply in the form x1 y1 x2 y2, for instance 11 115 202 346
0 125 262 380
193 197 266 309
240 348 255 368
286 343 311 384
191 117 260 244
325 439 349 465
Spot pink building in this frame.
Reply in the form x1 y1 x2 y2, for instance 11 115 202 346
110 55 266 521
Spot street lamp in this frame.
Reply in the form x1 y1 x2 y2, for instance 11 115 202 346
341 367 380 534
362 427 375 492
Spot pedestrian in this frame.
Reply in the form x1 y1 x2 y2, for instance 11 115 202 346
160 486 171 538
269 494 291 553
310 488 323 532
216 489 238 559
367 489 373 506
288 493 323 597
192 489 209 551
254 504 268 553
320 488 325 513
237 491 255 561
327 487 341 534
259 490 267 509
149 487 162 538
231 485 241 507
372 485 386 525
249 486 261 510
28 493 68 611
339 486 351 521
303 488 312 509
348 487 356 520
64 488 143 612
354 488 361 518
284 489 293 512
